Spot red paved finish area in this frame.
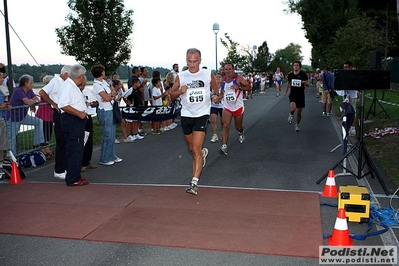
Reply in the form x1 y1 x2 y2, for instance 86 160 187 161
0 183 323 258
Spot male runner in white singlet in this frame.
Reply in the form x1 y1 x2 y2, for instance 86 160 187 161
170 48 220 195
218 63 251 156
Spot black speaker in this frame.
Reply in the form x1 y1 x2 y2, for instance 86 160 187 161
370 51 381 69
334 70 390 91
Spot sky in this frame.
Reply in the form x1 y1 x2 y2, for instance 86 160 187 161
0 0 312 71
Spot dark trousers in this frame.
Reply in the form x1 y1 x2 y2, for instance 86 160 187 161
53 110 67 173
60 113 87 185
42 121 53 143
81 116 93 167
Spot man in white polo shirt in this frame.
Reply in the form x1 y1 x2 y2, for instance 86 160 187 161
58 64 89 186
39 65 71 179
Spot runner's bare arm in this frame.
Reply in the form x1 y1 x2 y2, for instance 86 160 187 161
170 75 181 101
238 75 251 91
284 82 291 98
210 73 221 103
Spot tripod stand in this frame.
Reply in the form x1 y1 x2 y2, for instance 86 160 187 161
330 102 355 178
316 90 390 195
365 90 390 120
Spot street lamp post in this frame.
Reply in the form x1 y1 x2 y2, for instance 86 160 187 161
252 45 257 72
212 23 220 73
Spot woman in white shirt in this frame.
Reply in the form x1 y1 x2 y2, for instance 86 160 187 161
91 64 122 166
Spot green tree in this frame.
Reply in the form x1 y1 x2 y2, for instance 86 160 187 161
219 33 247 70
240 44 256 74
55 0 133 74
269 43 303 74
326 15 385 69
286 0 359 68
240 41 271 74
254 41 271 73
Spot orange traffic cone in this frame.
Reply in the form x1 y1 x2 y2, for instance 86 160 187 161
321 170 337 198
328 208 353 246
8 161 23 185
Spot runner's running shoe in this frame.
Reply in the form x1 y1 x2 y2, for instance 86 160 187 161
210 134 218 143
202 148 208 168
288 114 293 124
238 131 245 143
295 124 300 132
186 182 198 195
218 145 228 156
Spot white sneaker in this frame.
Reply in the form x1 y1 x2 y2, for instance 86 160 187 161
100 161 115 166
54 171 66 179
288 114 293 124
238 131 245 143
218 145 228 156
295 124 300 132
135 134 144 140
210 134 218 143
123 138 134 143
170 122 178 129
114 157 123 163
349 128 356 136
127 135 136 141
115 139 120 144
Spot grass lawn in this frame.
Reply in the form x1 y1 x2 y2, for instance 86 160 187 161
333 89 399 186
